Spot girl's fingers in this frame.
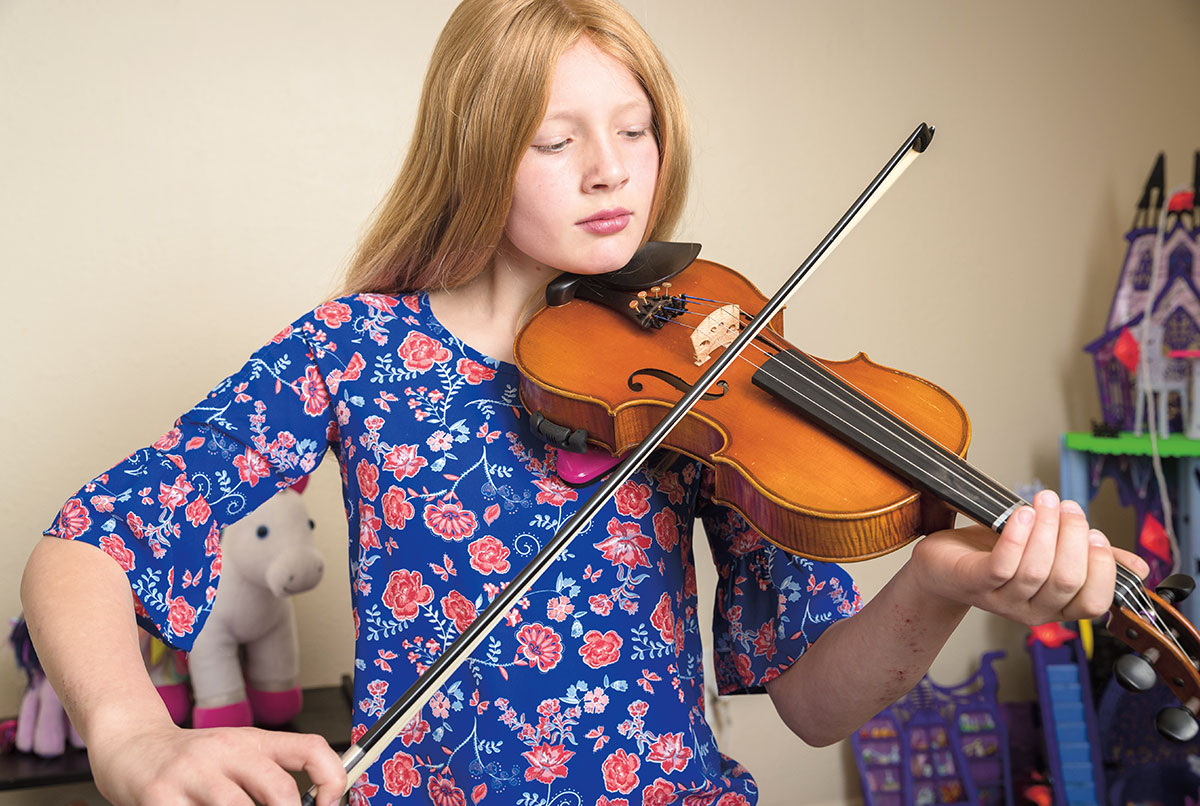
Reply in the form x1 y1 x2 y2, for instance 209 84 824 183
1112 547 1150 579
990 490 1060 596
185 729 345 806
190 779 258 806
1025 498 1092 615
231 754 304 806
982 507 1035 588
916 491 1128 626
262 732 347 806
1060 530 1119 621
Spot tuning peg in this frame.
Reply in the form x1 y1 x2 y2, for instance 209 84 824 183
1156 706 1199 743
1114 653 1157 692
1155 574 1197 605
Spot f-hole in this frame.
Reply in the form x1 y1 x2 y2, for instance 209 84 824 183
628 368 728 400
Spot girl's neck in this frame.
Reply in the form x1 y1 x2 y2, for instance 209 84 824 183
427 253 558 364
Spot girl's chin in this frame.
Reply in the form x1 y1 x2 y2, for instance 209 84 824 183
562 243 645 276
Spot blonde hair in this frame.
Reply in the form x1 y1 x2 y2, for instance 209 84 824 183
341 0 690 296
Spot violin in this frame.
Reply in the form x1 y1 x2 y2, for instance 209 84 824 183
514 240 1200 742
517 250 968 562
303 124 1198 804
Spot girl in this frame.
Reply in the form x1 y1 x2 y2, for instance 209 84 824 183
21 1 1143 804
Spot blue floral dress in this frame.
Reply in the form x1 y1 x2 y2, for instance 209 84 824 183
47 292 861 806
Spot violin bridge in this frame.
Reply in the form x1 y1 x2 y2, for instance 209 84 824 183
691 304 741 366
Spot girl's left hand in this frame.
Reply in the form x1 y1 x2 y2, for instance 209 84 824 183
909 489 1149 625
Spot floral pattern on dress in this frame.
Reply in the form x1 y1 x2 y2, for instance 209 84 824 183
48 292 860 804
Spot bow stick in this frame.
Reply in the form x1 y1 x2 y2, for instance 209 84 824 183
302 121 935 804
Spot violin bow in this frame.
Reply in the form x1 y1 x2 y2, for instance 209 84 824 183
301 122 935 804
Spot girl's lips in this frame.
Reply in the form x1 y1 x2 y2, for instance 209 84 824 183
577 208 631 235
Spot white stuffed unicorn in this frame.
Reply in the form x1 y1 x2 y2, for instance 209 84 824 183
189 479 325 728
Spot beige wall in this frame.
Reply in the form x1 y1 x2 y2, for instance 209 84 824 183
2 2 1198 804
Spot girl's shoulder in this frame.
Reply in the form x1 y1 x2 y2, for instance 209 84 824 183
270 291 435 357
280 291 512 379
302 291 427 331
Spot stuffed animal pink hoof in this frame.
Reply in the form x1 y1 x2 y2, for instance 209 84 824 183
247 685 302 726
192 699 253 729
156 683 191 726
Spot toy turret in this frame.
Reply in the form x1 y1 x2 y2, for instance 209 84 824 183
1132 152 1166 231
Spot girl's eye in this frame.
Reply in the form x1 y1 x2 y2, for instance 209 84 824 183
534 139 570 154
621 128 649 140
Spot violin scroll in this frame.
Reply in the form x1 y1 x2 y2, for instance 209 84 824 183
1108 569 1200 742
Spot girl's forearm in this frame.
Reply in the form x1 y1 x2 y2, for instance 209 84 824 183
20 537 176 745
764 558 968 746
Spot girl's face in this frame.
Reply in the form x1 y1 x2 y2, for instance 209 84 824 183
502 36 660 278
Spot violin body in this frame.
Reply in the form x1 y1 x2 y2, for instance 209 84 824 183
516 257 968 562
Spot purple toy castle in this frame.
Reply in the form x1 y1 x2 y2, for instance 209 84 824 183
1085 152 1200 433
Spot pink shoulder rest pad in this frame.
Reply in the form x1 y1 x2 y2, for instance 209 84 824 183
555 448 625 487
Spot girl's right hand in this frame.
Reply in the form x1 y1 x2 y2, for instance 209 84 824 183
87 721 347 806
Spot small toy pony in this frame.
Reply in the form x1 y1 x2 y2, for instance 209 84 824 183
5 618 189 756
189 478 325 728
7 616 84 758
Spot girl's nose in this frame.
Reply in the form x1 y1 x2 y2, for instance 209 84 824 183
583 137 630 193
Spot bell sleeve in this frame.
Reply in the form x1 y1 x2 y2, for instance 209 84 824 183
43 311 340 650
699 472 863 695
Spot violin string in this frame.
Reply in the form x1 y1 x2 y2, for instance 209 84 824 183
704 303 1162 626
759 364 1168 646
676 293 725 305
671 308 1020 541
1114 564 1155 611
674 296 791 349
1114 564 1186 659
662 297 1166 652
653 312 780 368
758 352 1018 521
666 304 1003 501
1110 572 1169 656
791 352 1030 518
668 296 1107 533
1113 572 1176 656
658 296 789 358
770 348 1168 634
660 296 1160 637
671 298 1080 535
790 353 1016 514
1113 567 1154 622
761 347 1170 638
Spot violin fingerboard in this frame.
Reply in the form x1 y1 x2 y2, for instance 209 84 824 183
751 349 1024 533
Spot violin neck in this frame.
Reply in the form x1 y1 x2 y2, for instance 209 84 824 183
751 349 1026 533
